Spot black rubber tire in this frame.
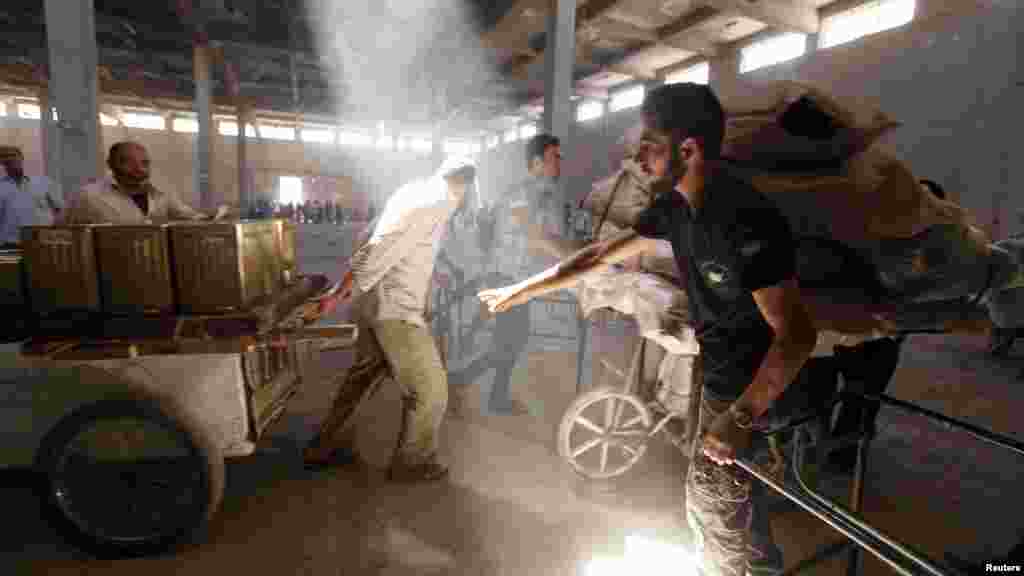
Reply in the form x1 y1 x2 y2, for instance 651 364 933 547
33 392 225 558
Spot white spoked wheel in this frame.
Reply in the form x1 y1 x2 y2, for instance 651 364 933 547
557 387 654 480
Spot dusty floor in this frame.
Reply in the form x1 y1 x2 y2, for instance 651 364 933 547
3 225 1024 574
5 332 1023 575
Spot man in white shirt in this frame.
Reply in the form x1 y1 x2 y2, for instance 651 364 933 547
304 157 477 482
0 146 63 245
62 141 211 224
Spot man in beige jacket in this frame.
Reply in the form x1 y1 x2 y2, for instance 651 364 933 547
62 141 216 224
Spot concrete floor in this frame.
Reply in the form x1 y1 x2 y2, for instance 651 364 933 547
3 224 1024 575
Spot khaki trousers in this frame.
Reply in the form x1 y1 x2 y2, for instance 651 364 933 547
316 317 448 465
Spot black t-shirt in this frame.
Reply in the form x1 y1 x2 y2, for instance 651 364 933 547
633 171 796 401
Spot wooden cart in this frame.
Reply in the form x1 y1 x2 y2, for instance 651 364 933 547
0 274 355 558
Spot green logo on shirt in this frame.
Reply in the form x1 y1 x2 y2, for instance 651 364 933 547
699 261 730 286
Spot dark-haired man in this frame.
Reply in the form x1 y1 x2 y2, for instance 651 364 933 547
479 84 819 576
63 141 211 224
448 133 570 415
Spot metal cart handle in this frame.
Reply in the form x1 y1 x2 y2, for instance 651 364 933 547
735 445 961 576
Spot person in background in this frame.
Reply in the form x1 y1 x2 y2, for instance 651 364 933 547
0 145 63 246
480 84 821 576
446 134 569 416
303 157 478 482
62 141 221 224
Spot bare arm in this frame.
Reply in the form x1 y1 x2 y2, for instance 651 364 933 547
509 229 658 302
733 278 819 419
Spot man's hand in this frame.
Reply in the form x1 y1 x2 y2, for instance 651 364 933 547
701 410 753 466
213 205 232 221
477 284 529 314
303 270 354 323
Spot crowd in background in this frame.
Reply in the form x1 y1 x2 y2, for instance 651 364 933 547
247 198 378 224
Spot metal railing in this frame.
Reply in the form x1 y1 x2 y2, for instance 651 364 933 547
732 375 1024 576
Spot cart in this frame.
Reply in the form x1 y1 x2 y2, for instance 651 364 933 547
556 330 700 480
0 274 356 558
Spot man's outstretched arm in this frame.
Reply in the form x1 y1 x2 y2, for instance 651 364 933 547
479 229 658 312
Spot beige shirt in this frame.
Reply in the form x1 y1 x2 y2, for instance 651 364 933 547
62 177 206 225
349 177 458 327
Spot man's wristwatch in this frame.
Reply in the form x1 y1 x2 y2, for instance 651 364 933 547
728 404 754 430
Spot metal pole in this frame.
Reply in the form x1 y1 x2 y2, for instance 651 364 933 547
738 455 954 576
846 399 874 576
543 0 576 210
864 392 1024 457
237 102 250 218
194 40 214 212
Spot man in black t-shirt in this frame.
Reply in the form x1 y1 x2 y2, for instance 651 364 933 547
479 84 819 576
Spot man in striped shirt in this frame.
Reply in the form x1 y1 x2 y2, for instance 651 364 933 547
304 157 477 482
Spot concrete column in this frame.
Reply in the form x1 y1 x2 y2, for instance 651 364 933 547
37 87 52 181
542 0 576 207
44 0 100 200
193 42 214 211
237 102 251 217
432 123 445 170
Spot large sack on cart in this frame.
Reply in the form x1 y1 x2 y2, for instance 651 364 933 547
581 157 681 283
720 80 900 175
578 158 695 352
719 81 1023 328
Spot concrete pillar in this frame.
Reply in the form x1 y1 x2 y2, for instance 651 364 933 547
540 0 588 391
37 87 52 181
542 0 576 208
44 0 100 200
237 102 251 217
432 123 445 170
193 42 214 211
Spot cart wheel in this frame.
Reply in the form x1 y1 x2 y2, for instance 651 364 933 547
557 387 653 480
34 393 225 558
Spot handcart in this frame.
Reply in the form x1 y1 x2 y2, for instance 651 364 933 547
557 332 699 480
0 274 356 558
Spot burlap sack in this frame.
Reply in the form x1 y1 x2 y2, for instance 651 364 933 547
748 147 991 249
581 158 681 281
580 158 653 235
722 81 902 169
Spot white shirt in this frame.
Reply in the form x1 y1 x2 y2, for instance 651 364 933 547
0 175 61 244
63 177 205 225
349 177 459 326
